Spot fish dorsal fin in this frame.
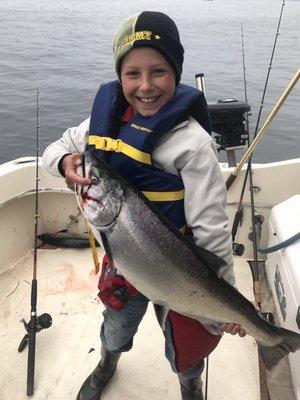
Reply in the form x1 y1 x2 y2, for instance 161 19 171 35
194 244 227 275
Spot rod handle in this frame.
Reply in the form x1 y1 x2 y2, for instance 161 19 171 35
195 73 205 94
27 318 37 396
226 173 237 190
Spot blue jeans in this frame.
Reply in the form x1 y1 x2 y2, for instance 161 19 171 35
100 292 204 379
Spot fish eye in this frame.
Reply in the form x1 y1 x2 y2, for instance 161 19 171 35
91 175 98 184
89 169 99 184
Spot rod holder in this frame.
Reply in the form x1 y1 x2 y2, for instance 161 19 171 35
195 73 205 94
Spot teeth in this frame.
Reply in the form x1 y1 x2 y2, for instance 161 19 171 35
139 97 158 103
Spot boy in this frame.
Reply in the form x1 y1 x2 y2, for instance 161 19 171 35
43 11 245 400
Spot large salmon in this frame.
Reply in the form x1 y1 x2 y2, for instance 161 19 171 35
76 151 300 370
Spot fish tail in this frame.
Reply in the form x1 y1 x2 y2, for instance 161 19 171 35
258 327 300 370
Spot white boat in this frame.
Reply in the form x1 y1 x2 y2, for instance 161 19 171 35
1 155 299 400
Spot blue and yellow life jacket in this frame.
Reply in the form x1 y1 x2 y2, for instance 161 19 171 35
87 80 211 231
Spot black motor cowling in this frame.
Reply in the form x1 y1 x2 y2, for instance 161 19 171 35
207 99 251 149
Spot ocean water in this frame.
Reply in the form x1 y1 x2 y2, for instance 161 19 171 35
0 0 299 164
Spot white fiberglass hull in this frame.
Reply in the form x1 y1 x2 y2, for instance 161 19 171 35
0 157 299 400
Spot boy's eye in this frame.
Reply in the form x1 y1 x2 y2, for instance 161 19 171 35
152 69 166 75
125 70 139 77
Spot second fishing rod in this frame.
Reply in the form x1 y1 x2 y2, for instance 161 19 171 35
18 82 52 397
230 0 286 257
226 0 287 191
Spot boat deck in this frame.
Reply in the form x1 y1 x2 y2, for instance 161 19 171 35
1 246 263 400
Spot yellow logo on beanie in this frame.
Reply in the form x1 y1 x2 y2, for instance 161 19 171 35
119 31 161 50
123 30 152 46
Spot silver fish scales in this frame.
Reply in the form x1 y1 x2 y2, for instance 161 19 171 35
76 151 300 370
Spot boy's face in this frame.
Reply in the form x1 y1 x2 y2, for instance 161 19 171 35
120 47 176 117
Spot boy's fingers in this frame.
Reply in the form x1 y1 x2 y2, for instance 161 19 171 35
238 329 246 337
220 323 246 336
71 153 82 165
230 324 241 335
220 323 234 333
66 169 91 185
62 152 92 188
62 153 82 175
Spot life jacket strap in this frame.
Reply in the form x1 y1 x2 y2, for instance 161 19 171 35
142 189 184 202
180 224 188 233
89 135 151 165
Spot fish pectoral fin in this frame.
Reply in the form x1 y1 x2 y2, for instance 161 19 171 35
100 232 115 268
153 303 168 329
195 245 226 274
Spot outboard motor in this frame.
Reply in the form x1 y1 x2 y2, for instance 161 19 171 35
208 99 250 166
195 73 251 167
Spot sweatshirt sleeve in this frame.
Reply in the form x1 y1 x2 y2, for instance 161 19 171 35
179 140 235 285
42 118 90 177
152 118 235 286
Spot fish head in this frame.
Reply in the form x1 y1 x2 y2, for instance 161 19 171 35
76 152 126 228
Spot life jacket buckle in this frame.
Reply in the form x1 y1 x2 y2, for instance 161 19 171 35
114 139 122 152
103 138 122 152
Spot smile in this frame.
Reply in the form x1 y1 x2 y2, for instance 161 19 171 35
137 96 159 104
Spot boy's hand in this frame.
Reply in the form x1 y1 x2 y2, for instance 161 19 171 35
220 302 259 337
220 323 246 337
62 153 91 190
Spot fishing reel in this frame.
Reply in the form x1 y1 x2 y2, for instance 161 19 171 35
18 313 52 353
232 242 245 256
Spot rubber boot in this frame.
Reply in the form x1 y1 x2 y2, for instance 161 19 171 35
178 375 204 400
76 347 121 400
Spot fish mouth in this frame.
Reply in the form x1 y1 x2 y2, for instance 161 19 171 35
80 191 102 211
75 153 125 228
77 184 122 228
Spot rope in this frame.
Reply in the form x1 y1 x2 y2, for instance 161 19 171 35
258 232 300 254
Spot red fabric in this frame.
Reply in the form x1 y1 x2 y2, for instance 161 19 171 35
99 254 110 283
168 310 222 372
98 254 137 310
121 106 134 123
98 276 129 310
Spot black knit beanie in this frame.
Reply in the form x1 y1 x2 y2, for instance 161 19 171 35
113 11 184 85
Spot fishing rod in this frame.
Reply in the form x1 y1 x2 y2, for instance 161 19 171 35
231 22 251 257
231 23 265 309
233 21 288 400
231 0 284 251
18 81 52 396
195 73 210 400
226 68 299 190
226 0 288 191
